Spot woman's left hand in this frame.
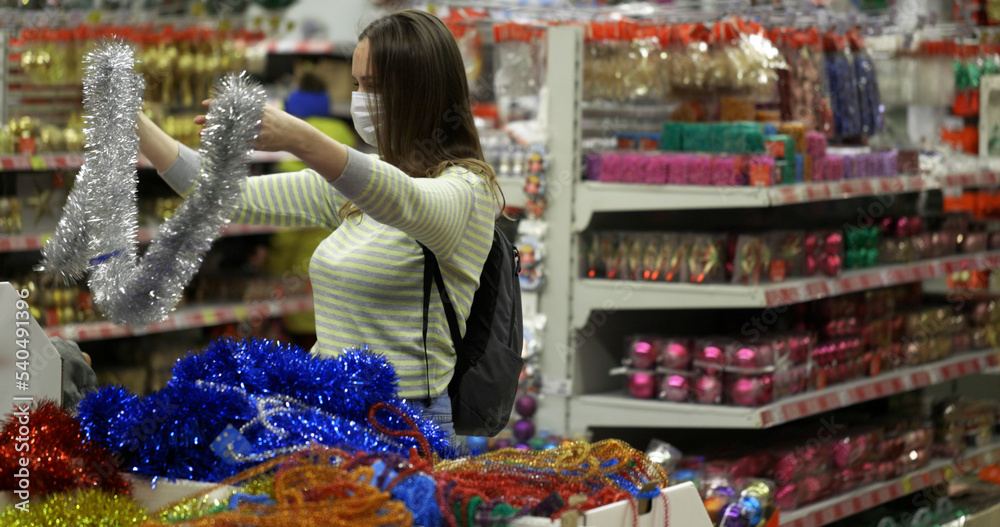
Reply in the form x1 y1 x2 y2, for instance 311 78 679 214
195 100 305 153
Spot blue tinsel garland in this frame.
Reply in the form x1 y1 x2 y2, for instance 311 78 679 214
77 338 450 481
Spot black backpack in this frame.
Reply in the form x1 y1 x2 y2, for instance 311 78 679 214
419 224 524 437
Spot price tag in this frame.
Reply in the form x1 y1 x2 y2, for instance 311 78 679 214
805 281 831 299
211 424 254 464
944 465 957 479
29 157 46 171
902 477 914 493
774 187 798 204
806 184 831 201
201 310 219 326
541 376 571 397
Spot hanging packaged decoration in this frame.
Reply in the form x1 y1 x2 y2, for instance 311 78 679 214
516 221 546 293
824 32 863 140
850 32 882 137
493 22 545 123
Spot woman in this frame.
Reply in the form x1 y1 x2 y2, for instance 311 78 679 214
138 10 503 442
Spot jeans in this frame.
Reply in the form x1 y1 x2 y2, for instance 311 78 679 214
409 395 457 445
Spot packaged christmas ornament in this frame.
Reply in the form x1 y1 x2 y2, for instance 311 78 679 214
687 234 727 284
624 336 659 370
732 234 772 285
657 370 693 402
692 340 729 404
803 230 844 277
767 230 805 282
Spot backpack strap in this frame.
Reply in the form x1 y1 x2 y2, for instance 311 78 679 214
420 244 434 405
419 243 462 403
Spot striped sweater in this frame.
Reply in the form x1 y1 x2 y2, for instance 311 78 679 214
161 143 496 399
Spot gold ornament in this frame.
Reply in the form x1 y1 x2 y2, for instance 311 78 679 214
25 182 54 225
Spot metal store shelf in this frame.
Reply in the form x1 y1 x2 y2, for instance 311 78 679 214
568 349 1000 431
572 251 1000 327
44 295 313 342
572 173 984 231
781 442 1000 527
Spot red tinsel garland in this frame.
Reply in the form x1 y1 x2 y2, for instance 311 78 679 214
0 401 129 497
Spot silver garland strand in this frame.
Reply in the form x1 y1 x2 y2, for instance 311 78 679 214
40 40 265 327
40 40 140 282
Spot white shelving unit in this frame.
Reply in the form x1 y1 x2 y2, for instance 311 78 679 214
532 24 583 431
533 26 1000 527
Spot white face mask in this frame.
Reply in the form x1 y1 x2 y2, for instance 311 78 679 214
351 91 379 147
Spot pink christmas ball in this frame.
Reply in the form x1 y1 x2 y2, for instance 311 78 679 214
758 343 774 364
660 341 692 370
773 454 801 484
805 475 828 501
894 217 909 237
733 347 761 369
730 377 760 406
878 216 894 234
805 235 818 254
774 483 799 510
823 233 843 255
629 340 656 369
804 255 818 275
514 443 531 451
515 394 537 418
658 374 690 402
819 254 841 276
513 419 535 442
836 340 850 360
628 372 656 399
694 375 723 404
698 345 726 375
909 216 923 235
759 375 773 404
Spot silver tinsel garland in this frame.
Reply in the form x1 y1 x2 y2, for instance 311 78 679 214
40 41 265 327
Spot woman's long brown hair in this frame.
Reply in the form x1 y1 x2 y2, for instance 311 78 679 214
341 9 503 220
